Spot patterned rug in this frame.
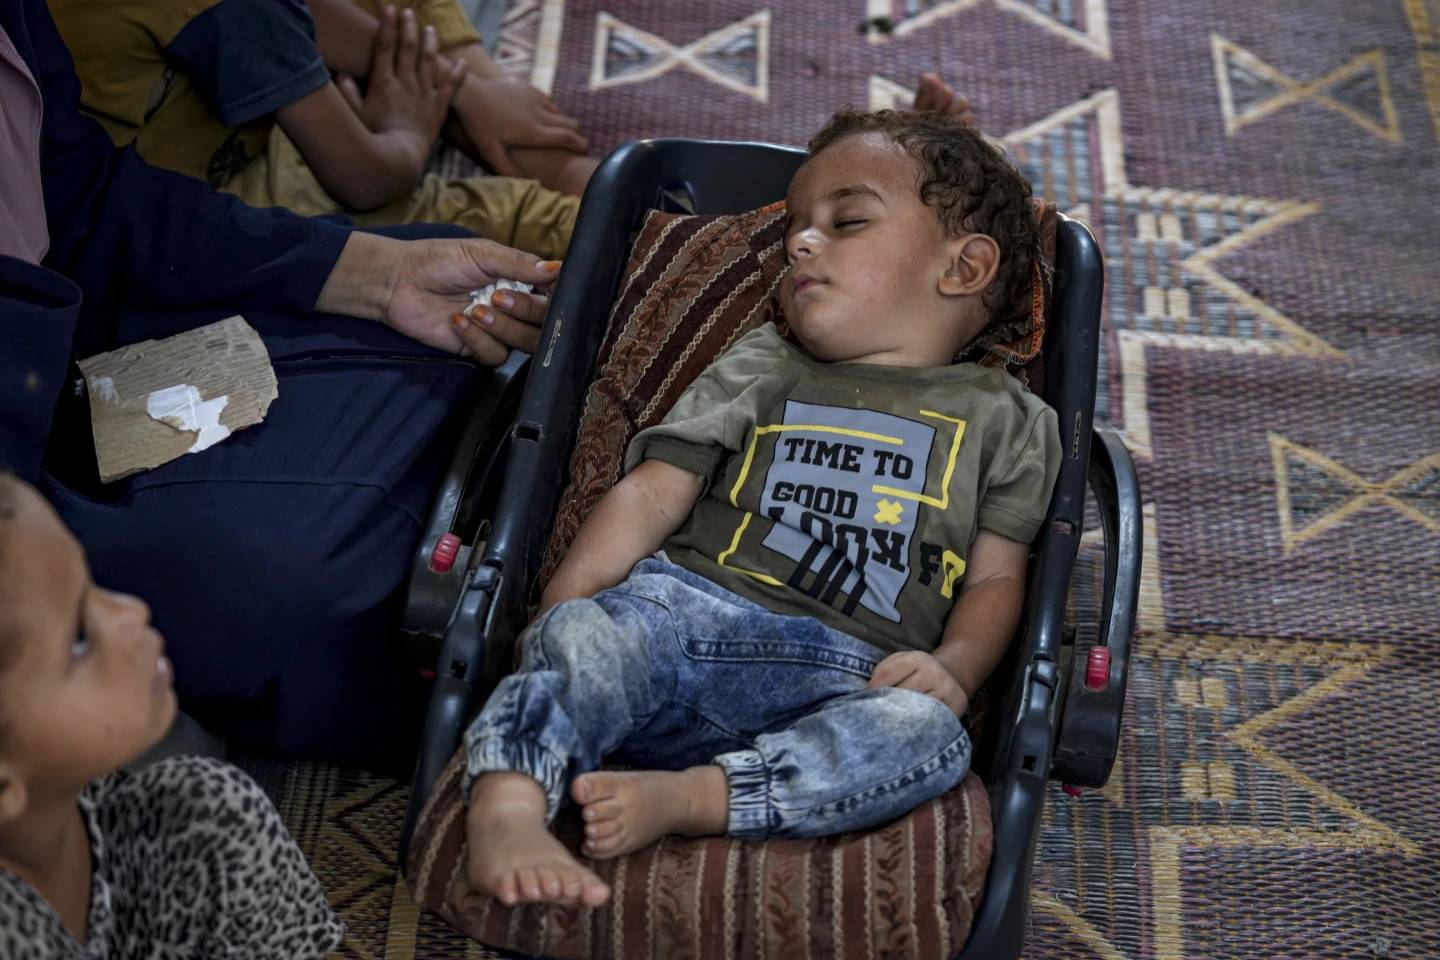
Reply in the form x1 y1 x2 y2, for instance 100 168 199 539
261 1 1440 957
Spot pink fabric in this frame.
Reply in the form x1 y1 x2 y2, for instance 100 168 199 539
0 24 48 264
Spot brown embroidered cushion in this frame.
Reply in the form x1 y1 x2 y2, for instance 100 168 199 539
408 745 993 960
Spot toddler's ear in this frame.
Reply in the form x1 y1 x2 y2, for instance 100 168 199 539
0 764 28 827
939 234 1000 298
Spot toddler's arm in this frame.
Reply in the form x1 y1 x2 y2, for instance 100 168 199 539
867 530 1029 716
932 530 1030 697
539 459 705 613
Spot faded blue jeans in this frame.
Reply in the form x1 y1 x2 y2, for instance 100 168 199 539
463 558 971 838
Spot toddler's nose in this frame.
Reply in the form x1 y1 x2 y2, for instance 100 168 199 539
786 225 820 261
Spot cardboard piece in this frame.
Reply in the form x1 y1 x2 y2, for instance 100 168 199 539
77 316 278 482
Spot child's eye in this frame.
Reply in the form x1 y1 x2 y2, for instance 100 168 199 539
71 633 92 659
835 218 868 229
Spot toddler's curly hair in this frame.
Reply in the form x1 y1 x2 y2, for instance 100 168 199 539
808 109 1037 320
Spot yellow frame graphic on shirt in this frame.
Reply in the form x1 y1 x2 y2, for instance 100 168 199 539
716 411 967 583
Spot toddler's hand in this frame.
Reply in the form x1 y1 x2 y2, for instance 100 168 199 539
337 6 465 180
866 651 969 717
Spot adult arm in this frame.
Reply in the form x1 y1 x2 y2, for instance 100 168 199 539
26 0 352 316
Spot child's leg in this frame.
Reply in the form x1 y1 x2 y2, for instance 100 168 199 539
463 584 681 906
721 686 970 837
573 686 969 856
543 560 972 855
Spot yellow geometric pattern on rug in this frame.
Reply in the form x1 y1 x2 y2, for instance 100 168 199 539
1123 634 1401 960
1268 432 1440 553
1210 33 1402 143
867 82 1336 462
862 0 1112 59
1402 0 1440 139
1000 88 1334 466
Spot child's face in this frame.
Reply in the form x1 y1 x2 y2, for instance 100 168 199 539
0 483 175 798
779 132 982 366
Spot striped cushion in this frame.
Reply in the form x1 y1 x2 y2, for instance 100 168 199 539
408 745 993 960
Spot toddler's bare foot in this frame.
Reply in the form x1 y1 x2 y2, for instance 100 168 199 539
465 773 610 908
913 72 978 128
571 766 729 859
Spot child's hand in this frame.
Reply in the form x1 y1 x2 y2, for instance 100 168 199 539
452 77 589 177
866 651 969 717
336 6 465 182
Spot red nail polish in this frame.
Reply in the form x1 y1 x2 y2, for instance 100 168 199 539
450 312 469 329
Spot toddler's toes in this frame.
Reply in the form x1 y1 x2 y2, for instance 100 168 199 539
579 872 612 908
584 835 621 859
539 866 563 899
582 797 622 823
573 771 618 805
518 866 544 902
585 817 623 841
496 874 519 907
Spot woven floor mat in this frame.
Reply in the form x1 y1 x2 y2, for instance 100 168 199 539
259 0 1440 956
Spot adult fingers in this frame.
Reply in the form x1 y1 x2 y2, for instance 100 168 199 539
336 74 364 114
489 289 549 328
418 24 439 90
469 305 542 354
371 6 397 82
396 8 419 78
449 312 510 365
459 238 562 287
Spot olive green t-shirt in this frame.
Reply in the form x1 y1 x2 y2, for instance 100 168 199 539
624 324 1061 656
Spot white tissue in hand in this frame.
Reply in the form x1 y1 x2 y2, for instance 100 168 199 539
467 280 533 316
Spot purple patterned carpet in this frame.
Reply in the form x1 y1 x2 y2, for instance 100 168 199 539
268 2 1440 957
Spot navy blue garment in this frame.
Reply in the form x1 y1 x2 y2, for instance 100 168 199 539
166 0 331 128
1 0 480 770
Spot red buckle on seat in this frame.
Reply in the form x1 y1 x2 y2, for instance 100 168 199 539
1085 646 1110 691
430 532 461 574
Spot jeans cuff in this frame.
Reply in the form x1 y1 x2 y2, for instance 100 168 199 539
462 733 569 823
715 749 771 838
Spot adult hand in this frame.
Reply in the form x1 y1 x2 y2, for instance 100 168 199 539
336 6 466 176
866 650 970 718
453 77 589 177
383 238 560 362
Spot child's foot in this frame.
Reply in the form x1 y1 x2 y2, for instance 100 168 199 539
465 773 611 908
571 766 729 859
913 72 978 128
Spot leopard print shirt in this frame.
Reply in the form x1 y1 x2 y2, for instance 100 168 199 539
0 756 344 958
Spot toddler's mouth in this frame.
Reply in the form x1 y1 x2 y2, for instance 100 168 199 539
791 273 824 297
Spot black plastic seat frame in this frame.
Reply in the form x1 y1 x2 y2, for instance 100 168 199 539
398 137 1140 960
